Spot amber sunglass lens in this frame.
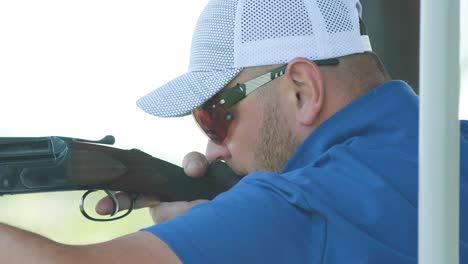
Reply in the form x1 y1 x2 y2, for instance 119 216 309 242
193 106 229 144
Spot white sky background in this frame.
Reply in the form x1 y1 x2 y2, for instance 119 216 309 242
0 0 210 165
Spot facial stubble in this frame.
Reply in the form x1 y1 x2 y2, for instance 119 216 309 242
254 89 300 173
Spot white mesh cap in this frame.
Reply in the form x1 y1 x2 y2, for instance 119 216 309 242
137 0 372 117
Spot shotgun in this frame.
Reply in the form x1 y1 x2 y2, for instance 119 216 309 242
0 135 240 221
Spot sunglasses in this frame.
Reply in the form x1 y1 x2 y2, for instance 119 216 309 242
192 59 339 144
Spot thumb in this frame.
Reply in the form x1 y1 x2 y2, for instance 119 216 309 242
182 151 209 178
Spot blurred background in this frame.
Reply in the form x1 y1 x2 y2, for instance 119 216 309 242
0 0 466 244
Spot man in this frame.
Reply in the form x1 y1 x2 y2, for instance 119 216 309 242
0 0 467 263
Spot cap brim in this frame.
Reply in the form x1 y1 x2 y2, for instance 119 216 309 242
137 68 242 117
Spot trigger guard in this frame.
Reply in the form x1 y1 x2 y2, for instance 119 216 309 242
79 190 138 222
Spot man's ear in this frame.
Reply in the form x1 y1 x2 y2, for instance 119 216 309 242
284 58 325 126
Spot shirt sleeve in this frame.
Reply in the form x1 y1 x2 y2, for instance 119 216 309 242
142 171 325 264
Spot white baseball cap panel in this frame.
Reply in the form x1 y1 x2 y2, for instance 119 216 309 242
137 0 371 118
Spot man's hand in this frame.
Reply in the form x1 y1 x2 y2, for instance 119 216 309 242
95 151 210 223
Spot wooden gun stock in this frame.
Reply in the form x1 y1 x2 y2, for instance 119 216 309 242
70 142 240 201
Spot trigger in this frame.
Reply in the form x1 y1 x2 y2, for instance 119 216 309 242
105 190 120 216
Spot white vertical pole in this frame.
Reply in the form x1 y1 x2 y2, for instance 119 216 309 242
419 0 460 263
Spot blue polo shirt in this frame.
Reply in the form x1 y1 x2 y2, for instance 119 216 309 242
144 81 468 263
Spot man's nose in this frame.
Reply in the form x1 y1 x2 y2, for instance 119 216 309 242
205 140 231 162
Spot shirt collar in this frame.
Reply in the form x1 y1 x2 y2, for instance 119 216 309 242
281 80 419 173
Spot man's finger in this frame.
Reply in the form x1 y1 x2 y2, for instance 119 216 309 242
182 151 209 178
95 192 161 215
